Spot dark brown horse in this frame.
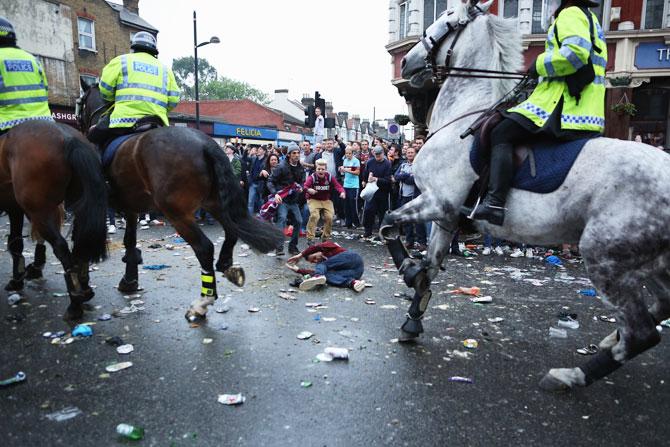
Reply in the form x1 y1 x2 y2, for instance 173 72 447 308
0 120 108 319
78 84 282 321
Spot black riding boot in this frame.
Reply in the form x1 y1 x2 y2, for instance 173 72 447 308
471 143 514 226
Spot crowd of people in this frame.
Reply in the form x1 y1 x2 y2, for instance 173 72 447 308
222 135 430 255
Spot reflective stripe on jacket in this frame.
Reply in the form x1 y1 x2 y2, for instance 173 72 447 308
0 47 52 130
508 6 607 132
99 52 180 128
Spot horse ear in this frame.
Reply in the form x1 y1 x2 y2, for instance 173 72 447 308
80 77 90 93
467 0 494 12
478 0 494 12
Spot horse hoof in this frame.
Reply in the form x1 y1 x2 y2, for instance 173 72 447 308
81 287 95 303
25 264 44 280
400 317 424 337
539 372 572 392
224 266 246 287
63 305 84 321
185 310 207 323
4 278 24 292
118 277 140 293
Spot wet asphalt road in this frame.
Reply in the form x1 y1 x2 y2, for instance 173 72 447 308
0 217 668 446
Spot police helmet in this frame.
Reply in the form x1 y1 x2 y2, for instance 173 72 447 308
0 17 16 45
561 0 600 7
131 32 158 55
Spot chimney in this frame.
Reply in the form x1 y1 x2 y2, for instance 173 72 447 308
123 0 139 14
325 101 334 116
352 114 361 128
337 112 349 124
274 89 288 103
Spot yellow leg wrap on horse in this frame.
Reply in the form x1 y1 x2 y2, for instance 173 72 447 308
201 273 215 296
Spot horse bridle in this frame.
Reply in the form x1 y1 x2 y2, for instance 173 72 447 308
420 6 525 87
75 85 109 132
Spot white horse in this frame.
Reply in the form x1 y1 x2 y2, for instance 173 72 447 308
383 0 670 391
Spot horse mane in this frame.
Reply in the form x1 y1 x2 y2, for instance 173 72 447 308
484 14 524 100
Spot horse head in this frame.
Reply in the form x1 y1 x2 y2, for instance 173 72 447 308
401 0 494 88
76 82 107 133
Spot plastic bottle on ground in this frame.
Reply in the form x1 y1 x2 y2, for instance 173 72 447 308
116 423 144 440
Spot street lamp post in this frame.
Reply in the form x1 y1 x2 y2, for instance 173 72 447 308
193 10 220 130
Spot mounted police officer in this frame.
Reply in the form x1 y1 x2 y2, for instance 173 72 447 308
0 17 53 136
469 0 607 226
89 32 179 145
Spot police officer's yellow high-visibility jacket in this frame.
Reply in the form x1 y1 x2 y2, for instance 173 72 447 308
0 47 52 131
509 6 608 133
99 51 179 128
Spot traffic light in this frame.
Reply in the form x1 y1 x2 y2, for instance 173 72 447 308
304 105 315 128
315 91 325 118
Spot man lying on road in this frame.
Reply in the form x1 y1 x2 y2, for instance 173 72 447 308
285 241 366 292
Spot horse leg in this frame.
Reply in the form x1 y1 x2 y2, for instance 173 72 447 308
5 208 26 291
166 215 217 322
210 209 245 287
25 238 47 280
645 270 670 325
36 217 87 320
396 223 453 339
118 212 142 292
540 233 661 391
27 204 63 280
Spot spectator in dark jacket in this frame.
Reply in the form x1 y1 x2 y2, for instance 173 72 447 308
361 145 392 238
393 146 426 249
267 142 305 255
247 145 268 215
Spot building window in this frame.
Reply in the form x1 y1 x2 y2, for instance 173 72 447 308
423 0 448 29
77 17 96 51
643 0 667 29
399 1 408 38
501 0 519 18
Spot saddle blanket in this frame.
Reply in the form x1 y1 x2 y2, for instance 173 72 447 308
102 134 135 168
469 137 593 194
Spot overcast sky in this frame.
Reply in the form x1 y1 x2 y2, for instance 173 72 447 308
127 0 407 122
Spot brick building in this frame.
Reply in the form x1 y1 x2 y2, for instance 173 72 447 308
0 0 156 127
387 0 670 146
171 99 312 146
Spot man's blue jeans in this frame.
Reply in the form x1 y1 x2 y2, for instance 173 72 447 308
248 182 264 215
276 202 302 249
314 251 364 287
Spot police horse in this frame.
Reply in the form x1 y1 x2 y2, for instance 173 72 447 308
0 121 108 319
382 0 670 391
78 84 283 322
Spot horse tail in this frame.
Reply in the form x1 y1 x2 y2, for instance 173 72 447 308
64 136 108 263
202 140 283 253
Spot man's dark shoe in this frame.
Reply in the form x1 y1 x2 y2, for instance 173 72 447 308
276 247 285 257
288 245 300 256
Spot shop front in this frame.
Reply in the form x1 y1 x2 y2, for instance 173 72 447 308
276 130 307 147
51 105 78 129
213 123 278 146
629 41 670 147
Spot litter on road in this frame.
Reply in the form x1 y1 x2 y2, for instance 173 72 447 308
217 394 245 405
45 406 82 422
105 362 133 373
0 371 26 387
116 344 134 354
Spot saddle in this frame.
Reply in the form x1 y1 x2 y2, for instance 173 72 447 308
470 113 592 195
101 116 164 168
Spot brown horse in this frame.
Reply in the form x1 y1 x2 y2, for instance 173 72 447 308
78 84 282 321
0 120 108 319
